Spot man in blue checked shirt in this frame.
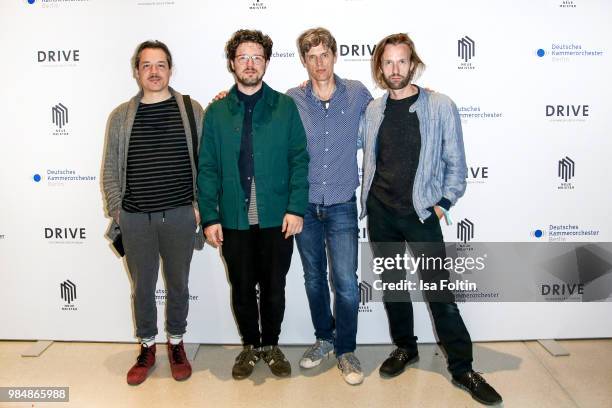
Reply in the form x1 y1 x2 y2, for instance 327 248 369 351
286 27 372 385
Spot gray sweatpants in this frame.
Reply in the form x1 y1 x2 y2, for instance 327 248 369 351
119 205 196 339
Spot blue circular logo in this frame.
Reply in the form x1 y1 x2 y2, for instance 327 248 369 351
28 0 36 4
537 49 545 57
33 174 41 182
534 229 543 238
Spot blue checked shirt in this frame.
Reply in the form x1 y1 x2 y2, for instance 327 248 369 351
287 76 372 205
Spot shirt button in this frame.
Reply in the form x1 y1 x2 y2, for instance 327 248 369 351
323 181 327 185
245 199 248 202
325 148 329 152
323 165 328 168
247 177 251 180
325 131 329 134
325 114 329 118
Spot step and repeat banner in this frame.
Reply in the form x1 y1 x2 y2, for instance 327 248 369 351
1 0 611 343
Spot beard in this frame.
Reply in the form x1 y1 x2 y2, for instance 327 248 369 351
383 73 411 90
236 68 264 87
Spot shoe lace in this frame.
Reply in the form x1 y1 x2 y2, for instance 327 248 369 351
339 353 361 373
264 346 285 364
389 348 411 361
136 347 154 367
236 347 256 365
303 340 326 360
170 344 185 364
467 371 486 387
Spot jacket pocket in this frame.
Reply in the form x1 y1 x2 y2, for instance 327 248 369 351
219 178 239 225
273 177 288 194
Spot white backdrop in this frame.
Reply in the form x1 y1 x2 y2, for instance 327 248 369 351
1 0 611 343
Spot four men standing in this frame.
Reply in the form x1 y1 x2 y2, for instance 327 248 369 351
102 28 502 405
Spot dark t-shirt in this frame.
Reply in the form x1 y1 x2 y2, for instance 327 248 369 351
371 90 421 215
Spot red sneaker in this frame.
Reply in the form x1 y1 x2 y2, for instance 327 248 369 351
168 341 192 381
127 344 156 385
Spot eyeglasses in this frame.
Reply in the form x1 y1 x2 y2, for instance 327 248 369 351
235 54 266 65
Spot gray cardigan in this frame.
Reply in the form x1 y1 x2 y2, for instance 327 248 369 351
102 87 204 240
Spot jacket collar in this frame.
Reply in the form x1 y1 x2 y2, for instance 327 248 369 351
227 81 276 115
129 86 180 104
378 84 427 114
305 74 347 102
126 86 182 132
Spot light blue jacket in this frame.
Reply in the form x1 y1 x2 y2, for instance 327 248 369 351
359 87 467 222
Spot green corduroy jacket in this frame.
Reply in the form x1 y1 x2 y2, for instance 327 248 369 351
197 82 309 230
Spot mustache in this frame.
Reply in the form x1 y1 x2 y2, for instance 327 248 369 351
147 75 162 80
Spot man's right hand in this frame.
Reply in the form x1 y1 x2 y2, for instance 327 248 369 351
204 223 224 247
210 90 229 103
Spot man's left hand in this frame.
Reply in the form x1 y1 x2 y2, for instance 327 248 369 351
434 206 444 220
282 214 303 239
194 207 201 227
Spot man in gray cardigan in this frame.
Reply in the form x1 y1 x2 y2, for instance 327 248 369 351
102 40 204 385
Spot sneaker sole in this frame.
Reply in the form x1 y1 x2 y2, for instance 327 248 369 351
172 371 192 382
451 379 503 406
232 371 253 380
342 373 364 386
378 355 419 378
299 350 334 369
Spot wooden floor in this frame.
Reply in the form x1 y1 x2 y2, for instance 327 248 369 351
1 339 611 407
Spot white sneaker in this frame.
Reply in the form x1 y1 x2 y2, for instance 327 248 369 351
338 352 364 385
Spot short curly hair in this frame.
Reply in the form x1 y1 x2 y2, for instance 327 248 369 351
225 29 273 73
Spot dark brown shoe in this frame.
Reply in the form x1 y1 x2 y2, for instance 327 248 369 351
232 345 260 380
127 344 156 385
261 345 291 377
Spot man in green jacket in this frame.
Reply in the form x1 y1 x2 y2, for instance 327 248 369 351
197 29 309 380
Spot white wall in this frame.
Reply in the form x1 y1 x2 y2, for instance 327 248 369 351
1 0 611 343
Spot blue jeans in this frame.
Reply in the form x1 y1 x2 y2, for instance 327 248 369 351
295 198 359 356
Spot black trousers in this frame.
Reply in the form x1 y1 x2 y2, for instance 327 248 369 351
221 225 294 348
366 194 473 376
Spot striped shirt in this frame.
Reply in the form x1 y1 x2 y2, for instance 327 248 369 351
122 96 193 213
287 76 372 205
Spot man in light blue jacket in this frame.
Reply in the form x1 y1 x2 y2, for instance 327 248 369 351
360 33 502 406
